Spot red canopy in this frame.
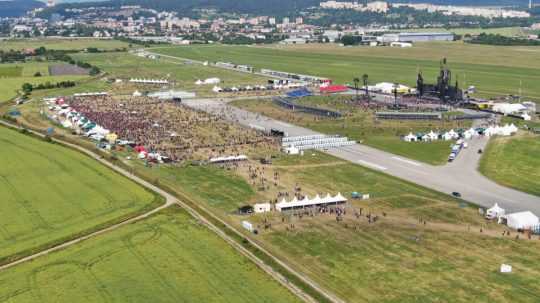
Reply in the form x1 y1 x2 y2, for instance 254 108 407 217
134 146 147 153
320 85 348 93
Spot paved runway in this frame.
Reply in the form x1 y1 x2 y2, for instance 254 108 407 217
183 98 540 214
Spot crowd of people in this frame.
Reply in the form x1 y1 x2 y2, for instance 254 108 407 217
67 95 278 161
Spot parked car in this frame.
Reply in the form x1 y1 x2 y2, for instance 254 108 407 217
452 192 462 198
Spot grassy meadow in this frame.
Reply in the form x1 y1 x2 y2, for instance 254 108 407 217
114 146 540 303
480 132 540 197
152 43 540 102
0 74 89 103
232 96 469 165
0 38 130 51
0 126 161 265
0 66 22 77
70 52 269 96
0 207 301 303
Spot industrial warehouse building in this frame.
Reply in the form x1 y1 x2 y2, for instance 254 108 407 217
379 32 455 43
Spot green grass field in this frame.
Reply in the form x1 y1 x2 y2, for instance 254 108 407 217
0 207 301 303
480 133 540 197
70 52 269 96
0 38 130 51
117 147 540 303
0 66 22 77
0 74 90 103
232 97 469 165
0 126 161 264
152 43 540 102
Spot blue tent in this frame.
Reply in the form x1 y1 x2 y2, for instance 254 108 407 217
286 88 312 98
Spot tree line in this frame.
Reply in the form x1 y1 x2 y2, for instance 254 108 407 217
467 33 540 46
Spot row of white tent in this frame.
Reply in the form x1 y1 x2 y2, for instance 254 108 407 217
404 129 463 142
404 124 519 143
275 193 347 212
48 101 112 141
129 78 169 84
484 124 518 137
212 81 307 93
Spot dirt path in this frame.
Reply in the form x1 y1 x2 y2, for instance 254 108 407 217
0 120 342 303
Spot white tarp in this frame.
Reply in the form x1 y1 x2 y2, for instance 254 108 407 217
254 203 271 213
499 211 539 229
500 264 512 273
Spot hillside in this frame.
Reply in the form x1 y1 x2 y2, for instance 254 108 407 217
0 0 44 17
40 0 532 18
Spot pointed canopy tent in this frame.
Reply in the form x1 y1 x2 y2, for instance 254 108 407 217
486 203 505 219
427 130 439 141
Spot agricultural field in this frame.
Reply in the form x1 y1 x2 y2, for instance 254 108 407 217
0 207 301 303
0 66 22 77
115 145 540 303
480 132 540 197
0 74 89 103
70 52 269 96
0 126 161 265
152 43 540 102
0 38 130 51
0 61 93 103
231 96 469 165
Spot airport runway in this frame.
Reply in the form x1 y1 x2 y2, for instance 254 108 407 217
184 98 540 214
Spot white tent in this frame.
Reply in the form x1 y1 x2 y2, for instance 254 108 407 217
484 126 495 137
254 203 271 213
426 130 439 141
499 211 539 229
447 129 458 139
61 120 73 128
284 146 300 155
133 90 142 97
442 132 453 141
486 203 505 220
204 77 220 84
508 124 518 134
275 193 347 212
195 79 204 85
492 103 526 115
404 132 417 142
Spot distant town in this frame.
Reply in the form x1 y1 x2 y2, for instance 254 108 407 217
1 0 540 46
